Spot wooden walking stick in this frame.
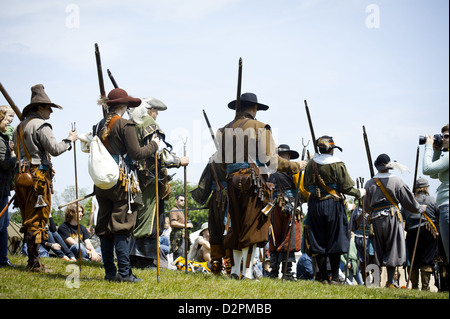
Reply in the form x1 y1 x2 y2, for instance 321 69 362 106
183 137 189 274
155 150 161 283
72 122 82 271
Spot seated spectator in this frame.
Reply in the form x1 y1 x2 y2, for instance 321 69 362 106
57 204 101 262
188 223 211 262
160 216 171 255
43 214 76 261
296 253 314 281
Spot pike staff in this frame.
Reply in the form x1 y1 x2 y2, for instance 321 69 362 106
155 150 161 283
72 122 82 271
183 137 188 274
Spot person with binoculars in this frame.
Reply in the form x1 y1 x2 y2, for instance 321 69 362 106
422 124 449 264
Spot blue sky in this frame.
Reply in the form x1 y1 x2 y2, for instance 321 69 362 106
1 0 448 205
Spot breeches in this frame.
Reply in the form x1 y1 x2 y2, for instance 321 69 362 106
15 167 52 244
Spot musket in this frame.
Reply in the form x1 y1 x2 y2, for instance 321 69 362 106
304 100 318 154
94 43 107 117
155 150 161 283
107 69 119 89
0 82 22 119
235 58 242 114
412 147 419 193
362 126 374 178
202 109 219 150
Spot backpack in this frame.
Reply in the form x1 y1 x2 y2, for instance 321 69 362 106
88 135 119 190
79 117 120 190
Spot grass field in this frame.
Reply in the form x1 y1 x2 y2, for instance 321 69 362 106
1 255 448 300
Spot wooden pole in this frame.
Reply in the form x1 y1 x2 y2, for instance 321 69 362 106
155 150 160 283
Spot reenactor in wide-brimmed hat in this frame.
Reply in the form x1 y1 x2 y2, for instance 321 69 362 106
13 84 77 272
213 92 306 280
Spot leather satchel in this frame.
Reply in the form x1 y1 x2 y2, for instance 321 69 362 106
230 168 253 191
14 122 33 188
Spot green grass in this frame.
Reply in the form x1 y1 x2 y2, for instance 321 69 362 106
1 256 448 300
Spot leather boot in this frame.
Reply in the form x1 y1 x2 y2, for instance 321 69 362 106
25 231 52 273
420 265 433 291
409 267 420 289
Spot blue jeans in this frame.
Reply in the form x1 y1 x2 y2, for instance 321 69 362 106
50 231 75 258
439 204 449 263
160 235 170 255
70 242 102 261
0 197 10 264
70 242 90 260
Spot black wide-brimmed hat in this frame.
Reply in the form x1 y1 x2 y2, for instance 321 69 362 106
277 144 299 159
21 84 62 120
228 92 269 111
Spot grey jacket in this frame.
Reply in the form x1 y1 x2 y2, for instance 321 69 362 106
12 112 71 166
364 172 426 216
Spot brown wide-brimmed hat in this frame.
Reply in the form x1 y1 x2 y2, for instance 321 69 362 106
106 88 141 108
21 84 62 120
